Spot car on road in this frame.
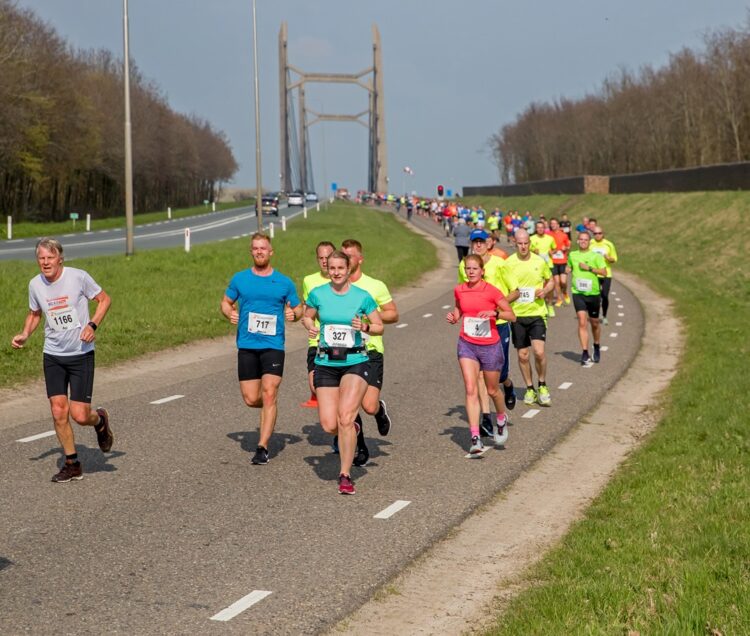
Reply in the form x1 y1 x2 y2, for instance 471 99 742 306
336 188 350 200
288 191 305 206
258 195 279 216
305 192 318 203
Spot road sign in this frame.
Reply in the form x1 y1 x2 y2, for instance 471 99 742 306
447 189 453 197
69 213 79 220
331 182 338 191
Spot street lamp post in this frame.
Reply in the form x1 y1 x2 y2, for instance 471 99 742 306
122 0 135 255
252 0 263 232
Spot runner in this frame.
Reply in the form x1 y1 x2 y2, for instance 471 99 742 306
453 218 471 263
447 255 516 455
548 217 572 306
559 213 572 238
341 239 400 467
503 229 555 406
11 238 113 483
302 251 384 494
590 226 618 326
567 231 608 366
530 221 558 317
301 241 336 408
221 232 303 465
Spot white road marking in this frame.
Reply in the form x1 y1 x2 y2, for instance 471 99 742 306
396 323 408 328
610 332 618 338
63 233 74 237
17 430 56 443
616 321 623 326
231 235 241 239
464 446 491 459
442 304 451 309
618 312 624 317
617 304 624 308
615 297 621 301
523 409 540 419
601 346 609 351
150 394 185 405
422 313 433 318
374 500 411 519
210 590 273 621
558 382 573 390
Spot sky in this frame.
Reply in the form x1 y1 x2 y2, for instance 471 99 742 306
15 1 750 197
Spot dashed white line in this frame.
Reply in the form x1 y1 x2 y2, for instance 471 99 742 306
442 304 450 309
150 394 184 405
617 304 624 308
618 312 624 317
616 321 623 326
231 235 241 239
558 382 573 390
601 346 609 351
422 313 433 318
522 409 540 419
210 590 273 622
610 333 618 338
63 233 74 237
17 430 56 443
396 323 408 329
374 500 411 519
615 297 621 301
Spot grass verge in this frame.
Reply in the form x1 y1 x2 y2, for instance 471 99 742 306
464 192 749 634
0 199 254 240
0 203 437 388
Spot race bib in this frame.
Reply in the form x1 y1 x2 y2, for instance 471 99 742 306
47 306 80 332
552 250 564 260
464 317 492 339
576 278 593 293
518 287 536 304
593 248 607 256
248 312 277 336
324 324 356 348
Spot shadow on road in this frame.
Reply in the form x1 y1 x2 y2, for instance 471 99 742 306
226 431 303 460
555 350 582 362
0 557 13 572
29 444 124 474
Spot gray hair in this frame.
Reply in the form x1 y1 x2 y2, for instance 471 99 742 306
35 237 63 257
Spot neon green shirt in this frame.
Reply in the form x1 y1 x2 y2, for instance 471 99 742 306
351 273 392 354
504 253 552 317
458 254 511 324
302 271 329 346
590 238 618 277
530 233 556 264
487 215 500 231
567 250 607 296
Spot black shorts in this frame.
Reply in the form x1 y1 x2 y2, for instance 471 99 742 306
510 316 547 349
313 362 370 388
238 348 285 381
43 351 95 402
552 263 567 276
366 350 384 389
573 294 601 318
306 346 317 373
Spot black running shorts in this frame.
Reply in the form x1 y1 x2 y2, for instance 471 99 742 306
573 293 601 319
238 348 285 381
510 316 547 349
552 263 567 276
43 351 95 402
313 362 370 388
306 346 317 374
366 350 384 389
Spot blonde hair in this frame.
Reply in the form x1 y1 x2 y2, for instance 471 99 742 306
35 237 63 257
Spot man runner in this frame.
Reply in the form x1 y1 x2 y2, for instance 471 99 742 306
530 221 558 317
12 238 113 483
504 229 555 406
221 232 303 465
548 217 572 306
590 226 618 326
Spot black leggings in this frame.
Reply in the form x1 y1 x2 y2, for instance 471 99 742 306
456 245 469 263
599 277 612 317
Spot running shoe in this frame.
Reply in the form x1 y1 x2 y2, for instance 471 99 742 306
494 415 509 446
601 317 609 326
523 388 537 405
547 304 556 317
581 351 593 368
338 473 355 495
537 385 551 406
51 462 83 483
353 443 370 467
554 299 563 307
469 436 484 455
300 394 318 408
251 446 269 465
480 414 493 438
503 382 516 410
564 293 571 305
375 399 391 436
94 407 113 453
331 436 339 454
593 346 601 364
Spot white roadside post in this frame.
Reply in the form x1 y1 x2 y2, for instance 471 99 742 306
184 227 191 252
212 201 216 212
281 216 287 231
167 206 172 220
86 214 91 232
316 202 320 212
7 216 12 240
303 206 308 219
269 222 275 239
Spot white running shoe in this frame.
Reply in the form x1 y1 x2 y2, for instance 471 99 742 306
494 415 509 446
469 436 484 455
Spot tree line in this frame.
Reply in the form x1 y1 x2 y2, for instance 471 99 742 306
0 1 237 221
490 20 750 184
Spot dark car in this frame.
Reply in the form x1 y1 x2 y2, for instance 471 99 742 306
257 195 279 216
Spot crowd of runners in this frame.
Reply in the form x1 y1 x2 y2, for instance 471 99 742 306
11 206 618 493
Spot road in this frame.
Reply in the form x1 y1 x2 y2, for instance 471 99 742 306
0 211 644 634
0 203 311 261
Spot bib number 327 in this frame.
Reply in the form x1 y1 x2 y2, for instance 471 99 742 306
324 324 355 348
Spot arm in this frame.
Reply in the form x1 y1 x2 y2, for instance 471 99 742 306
537 275 555 298
377 300 399 324
284 302 303 322
81 290 111 343
446 305 461 324
11 309 42 349
353 309 384 336
221 294 239 325
301 306 319 338
495 295 516 323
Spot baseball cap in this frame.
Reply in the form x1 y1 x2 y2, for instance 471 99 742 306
470 229 489 241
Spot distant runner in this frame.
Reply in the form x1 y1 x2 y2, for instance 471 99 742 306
590 226 618 326
11 238 113 483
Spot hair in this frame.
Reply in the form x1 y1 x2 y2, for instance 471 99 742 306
327 250 350 268
341 238 363 253
588 217 597 224
316 240 335 253
578 230 591 239
463 254 484 269
251 232 271 244
35 237 63 257
550 217 559 223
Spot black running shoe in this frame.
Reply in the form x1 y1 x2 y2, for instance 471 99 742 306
353 444 370 467
94 407 113 453
331 435 339 454
480 414 493 438
251 446 269 465
503 383 516 410
581 351 593 367
374 399 391 436
51 462 83 483
593 346 601 363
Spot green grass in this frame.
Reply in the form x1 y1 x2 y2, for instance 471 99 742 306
465 192 750 634
0 202 437 388
0 199 255 240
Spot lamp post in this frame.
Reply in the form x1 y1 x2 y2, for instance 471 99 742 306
122 0 135 255
252 0 263 231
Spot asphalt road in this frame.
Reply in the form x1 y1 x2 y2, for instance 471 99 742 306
0 202 310 261
0 211 644 634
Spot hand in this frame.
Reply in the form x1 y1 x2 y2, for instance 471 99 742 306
351 314 365 331
284 301 294 322
11 333 28 349
307 325 319 339
446 311 457 324
229 310 239 325
477 310 496 319
80 324 96 343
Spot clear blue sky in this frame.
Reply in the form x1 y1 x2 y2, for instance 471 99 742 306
18 1 750 196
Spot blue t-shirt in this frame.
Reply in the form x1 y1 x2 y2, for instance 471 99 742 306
306 284 377 367
225 269 300 351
